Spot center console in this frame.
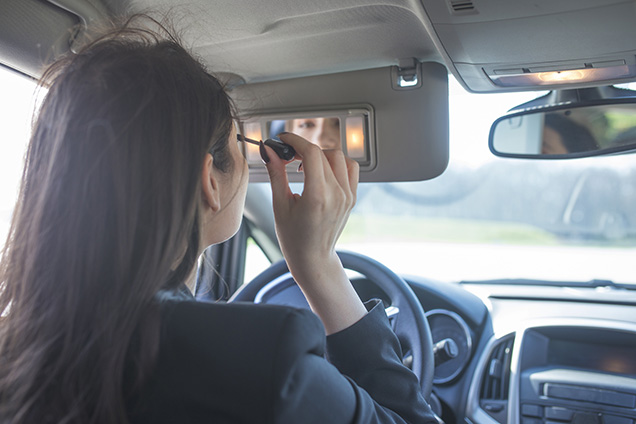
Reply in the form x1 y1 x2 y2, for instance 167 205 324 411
517 325 636 424
468 321 636 424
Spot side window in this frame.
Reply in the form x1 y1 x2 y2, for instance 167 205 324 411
243 237 272 284
0 68 35 243
194 226 274 301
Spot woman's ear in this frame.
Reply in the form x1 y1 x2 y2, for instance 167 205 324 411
201 153 221 212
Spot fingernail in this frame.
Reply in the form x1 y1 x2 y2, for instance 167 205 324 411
297 162 303 172
259 140 270 164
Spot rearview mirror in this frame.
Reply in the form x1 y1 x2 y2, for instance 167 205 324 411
490 95 636 159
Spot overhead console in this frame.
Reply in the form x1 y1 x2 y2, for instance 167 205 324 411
418 0 636 92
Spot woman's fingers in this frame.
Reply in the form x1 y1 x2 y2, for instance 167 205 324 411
273 134 360 211
267 132 359 242
278 133 326 190
330 155 359 240
346 156 360 207
321 149 356 225
263 133 366 334
263 144 294 207
322 149 351 193
275 133 358 195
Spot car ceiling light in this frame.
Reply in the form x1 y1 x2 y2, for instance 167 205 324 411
488 64 636 88
537 69 586 82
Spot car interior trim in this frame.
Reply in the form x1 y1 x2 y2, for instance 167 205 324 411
466 333 511 424
467 318 636 424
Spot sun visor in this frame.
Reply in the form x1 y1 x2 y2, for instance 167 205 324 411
0 0 108 77
229 63 449 183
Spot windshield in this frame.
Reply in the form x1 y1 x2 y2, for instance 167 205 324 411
3 67 634 286
337 78 636 285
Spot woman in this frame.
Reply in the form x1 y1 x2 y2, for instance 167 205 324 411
0 18 435 424
542 113 598 154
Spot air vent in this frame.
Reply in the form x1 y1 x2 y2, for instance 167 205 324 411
479 335 514 423
448 0 477 15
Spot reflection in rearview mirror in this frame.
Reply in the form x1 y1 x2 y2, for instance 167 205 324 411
490 103 636 158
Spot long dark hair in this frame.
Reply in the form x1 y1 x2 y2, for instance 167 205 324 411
0 16 235 423
544 113 598 152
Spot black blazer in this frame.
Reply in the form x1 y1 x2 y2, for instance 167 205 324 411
128 298 436 423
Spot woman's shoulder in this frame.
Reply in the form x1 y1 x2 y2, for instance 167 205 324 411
129 298 327 423
156 297 326 368
160 297 322 339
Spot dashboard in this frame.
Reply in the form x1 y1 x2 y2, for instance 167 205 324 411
237 266 636 424
406 278 636 424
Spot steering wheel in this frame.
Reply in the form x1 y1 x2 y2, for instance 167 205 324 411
231 251 434 399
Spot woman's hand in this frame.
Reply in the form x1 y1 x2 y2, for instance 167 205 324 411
264 133 367 334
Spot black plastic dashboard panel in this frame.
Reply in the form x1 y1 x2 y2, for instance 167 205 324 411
463 285 636 424
517 326 636 422
520 327 636 377
406 276 488 328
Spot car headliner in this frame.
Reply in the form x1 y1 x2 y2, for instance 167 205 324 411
5 0 636 92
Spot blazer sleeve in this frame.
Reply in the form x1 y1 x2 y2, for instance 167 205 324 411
271 300 437 424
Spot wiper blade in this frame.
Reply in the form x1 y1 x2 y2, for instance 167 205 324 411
585 279 628 289
460 278 636 290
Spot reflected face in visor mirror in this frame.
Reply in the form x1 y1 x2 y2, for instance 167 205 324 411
288 117 341 149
